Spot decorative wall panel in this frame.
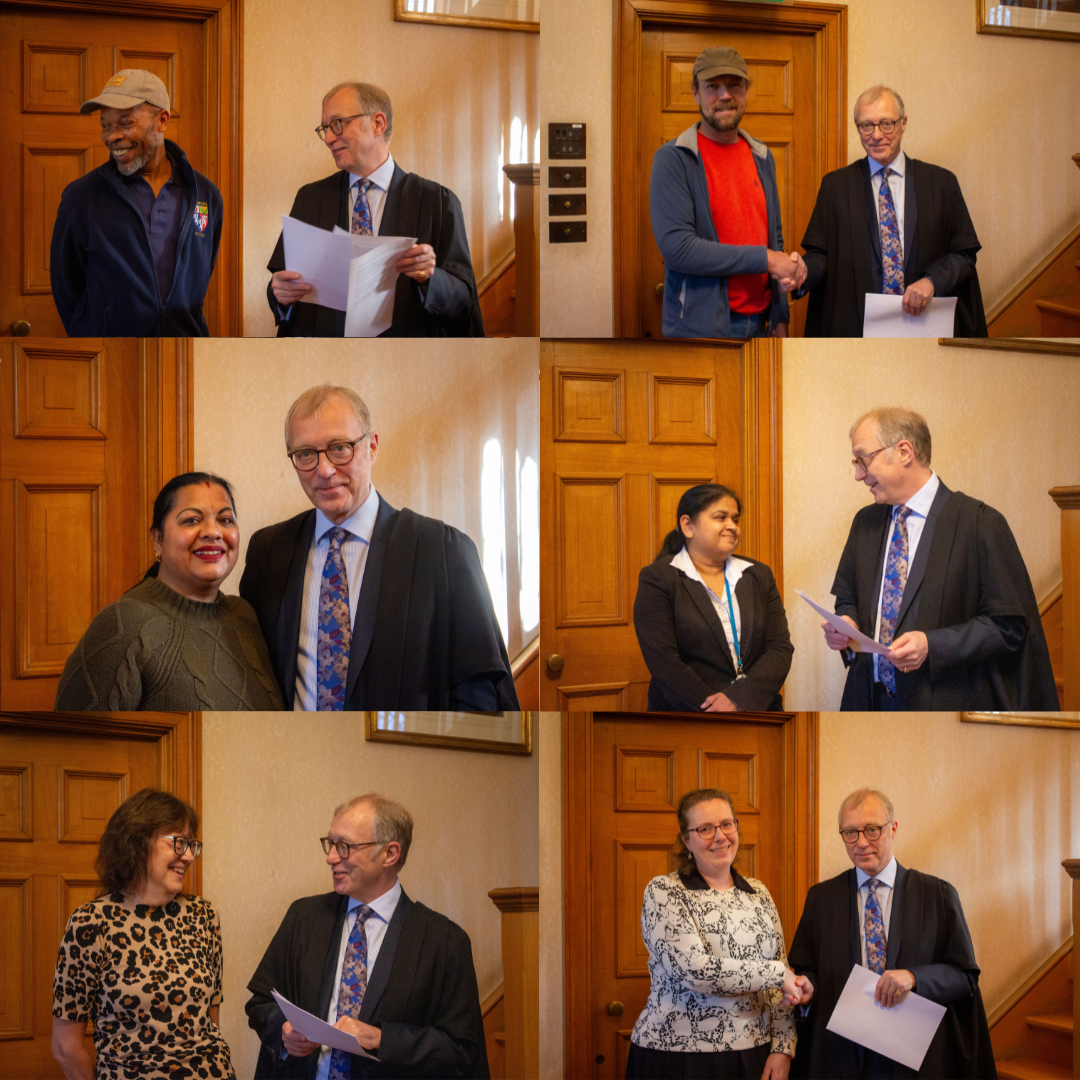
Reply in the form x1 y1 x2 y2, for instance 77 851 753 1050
0 877 32 1039
616 842 672 977
555 476 625 626
649 473 716 557
22 145 91 293
648 374 714 445
58 768 128 843
615 747 674 812
21 42 89 113
701 752 757 813
15 346 104 439
554 368 625 443
0 764 32 842
113 48 180 116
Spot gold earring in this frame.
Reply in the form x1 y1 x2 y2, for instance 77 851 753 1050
155 552 162 562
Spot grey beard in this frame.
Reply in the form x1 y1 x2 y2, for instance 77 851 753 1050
701 106 742 135
114 148 153 176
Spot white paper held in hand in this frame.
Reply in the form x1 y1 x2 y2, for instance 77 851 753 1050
825 965 946 1071
271 988 377 1059
281 216 355 312
794 590 891 655
863 293 957 338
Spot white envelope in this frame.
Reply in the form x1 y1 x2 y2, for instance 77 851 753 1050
825 965 946 1071
795 590 890 655
271 989 377 1059
863 293 957 338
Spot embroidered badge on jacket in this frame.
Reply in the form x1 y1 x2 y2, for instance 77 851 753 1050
193 201 209 232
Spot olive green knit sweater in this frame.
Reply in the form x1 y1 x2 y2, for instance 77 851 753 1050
55 575 285 712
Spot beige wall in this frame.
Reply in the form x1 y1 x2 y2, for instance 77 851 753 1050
539 0 1080 337
819 713 1080 1015
538 713 564 1080
201 715 540 1080
243 0 537 335
782 340 1080 710
191 338 539 657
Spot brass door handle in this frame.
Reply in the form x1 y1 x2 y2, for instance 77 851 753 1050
607 1001 624 1016
654 283 663 299
546 653 565 673
12 320 30 336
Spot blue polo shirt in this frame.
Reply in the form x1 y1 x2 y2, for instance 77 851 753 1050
124 168 185 304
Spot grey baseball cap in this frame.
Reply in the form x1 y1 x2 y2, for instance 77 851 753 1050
693 47 753 86
79 69 170 115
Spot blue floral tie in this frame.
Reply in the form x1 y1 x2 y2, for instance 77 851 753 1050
878 167 904 295
865 879 887 974
351 178 373 236
316 527 351 711
877 506 912 694
328 905 375 1080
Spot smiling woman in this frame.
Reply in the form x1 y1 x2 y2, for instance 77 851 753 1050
53 472 284 712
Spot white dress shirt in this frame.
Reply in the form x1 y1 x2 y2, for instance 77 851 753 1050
872 471 940 682
348 153 396 235
855 856 897 968
294 490 380 711
671 547 752 669
314 879 402 1080
869 151 906 260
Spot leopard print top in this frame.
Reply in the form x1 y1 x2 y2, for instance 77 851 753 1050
53 893 234 1079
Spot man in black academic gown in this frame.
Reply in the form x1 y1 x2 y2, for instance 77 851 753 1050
246 794 489 1079
788 788 996 1080
238 384 518 711
822 406 1058 712
267 81 484 337
794 85 987 337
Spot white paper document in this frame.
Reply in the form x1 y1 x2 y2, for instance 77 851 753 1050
863 293 957 338
825 965 946 1071
281 216 356 312
795 590 890 655
271 989 377 1059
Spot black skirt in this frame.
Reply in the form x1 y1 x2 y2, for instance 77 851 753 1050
625 1041 773 1080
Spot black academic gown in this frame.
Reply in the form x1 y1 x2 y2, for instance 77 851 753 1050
633 555 793 711
831 482 1059 711
799 156 987 337
788 864 996 1080
238 495 518 710
245 889 490 1080
266 164 485 337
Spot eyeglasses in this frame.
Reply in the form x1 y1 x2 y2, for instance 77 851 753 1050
851 445 892 472
689 819 739 840
288 435 370 472
856 118 901 135
315 113 372 140
320 836 382 859
839 823 891 843
161 835 203 858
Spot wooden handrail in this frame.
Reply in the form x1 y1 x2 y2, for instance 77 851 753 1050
503 164 539 337
1050 487 1080 710
1063 860 1080 1080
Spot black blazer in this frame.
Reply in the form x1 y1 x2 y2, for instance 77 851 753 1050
266 164 485 337
633 553 793 712
245 888 489 1079
237 495 518 710
788 863 995 1079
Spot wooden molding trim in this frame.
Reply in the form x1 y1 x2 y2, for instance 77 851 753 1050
504 163 540 186
480 983 505 1017
743 339 783 594
987 936 1073 1029
1039 582 1064 615
1064 858 1080 881
984 220 1080 327
488 886 540 913
1050 486 1080 511
511 635 540 678
938 337 1080 355
478 249 517 297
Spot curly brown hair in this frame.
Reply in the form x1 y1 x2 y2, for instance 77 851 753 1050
95 788 199 896
673 787 735 877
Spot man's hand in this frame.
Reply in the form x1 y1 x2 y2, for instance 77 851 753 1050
701 691 739 712
793 974 814 1005
773 323 788 338
874 969 916 1008
396 243 436 282
271 270 314 306
886 631 929 673
766 250 805 292
334 1016 382 1052
282 1021 320 1058
822 615 859 651
762 1051 792 1079
780 967 800 1008
902 277 935 316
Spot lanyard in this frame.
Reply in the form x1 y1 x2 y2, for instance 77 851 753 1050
722 571 744 676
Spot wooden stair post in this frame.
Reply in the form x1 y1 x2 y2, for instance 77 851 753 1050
1068 860 1080 1080
1050 488 1080 711
503 164 540 337
488 886 539 1080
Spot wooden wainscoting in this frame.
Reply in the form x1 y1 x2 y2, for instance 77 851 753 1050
479 250 518 338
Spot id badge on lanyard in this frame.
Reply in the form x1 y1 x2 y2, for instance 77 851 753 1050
723 572 747 679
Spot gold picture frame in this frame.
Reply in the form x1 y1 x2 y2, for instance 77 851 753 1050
962 712 1080 729
976 0 1080 42
393 0 539 33
364 712 533 754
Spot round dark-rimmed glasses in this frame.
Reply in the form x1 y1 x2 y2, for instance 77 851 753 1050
288 435 370 472
315 113 373 140
839 822 891 843
320 836 382 859
856 118 901 135
851 445 893 472
161 835 202 858
689 820 739 840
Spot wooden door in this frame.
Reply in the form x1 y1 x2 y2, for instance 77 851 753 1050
613 0 847 339
0 0 242 338
539 339 781 710
0 712 201 1080
0 339 193 709
562 713 818 1080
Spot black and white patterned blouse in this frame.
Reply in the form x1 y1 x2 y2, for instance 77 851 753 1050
629 868 796 1056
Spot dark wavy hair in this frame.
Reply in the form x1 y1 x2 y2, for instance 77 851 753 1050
674 787 735 878
657 484 743 559
142 471 238 581
95 788 199 896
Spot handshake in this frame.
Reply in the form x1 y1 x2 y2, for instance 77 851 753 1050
782 967 814 1008
767 250 808 294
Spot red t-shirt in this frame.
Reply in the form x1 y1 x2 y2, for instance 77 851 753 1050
697 133 770 314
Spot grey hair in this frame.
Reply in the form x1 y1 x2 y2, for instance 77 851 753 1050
837 788 896 827
285 384 373 447
849 406 932 467
333 793 414 869
854 84 906 122
323 81 394 143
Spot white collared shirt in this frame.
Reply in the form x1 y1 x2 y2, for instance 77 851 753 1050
869 150 906 258
872 471 940 681
314 879 402 1080
670 547 752 668
348 153 396 235
294 490 380 711
855 856 897 968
